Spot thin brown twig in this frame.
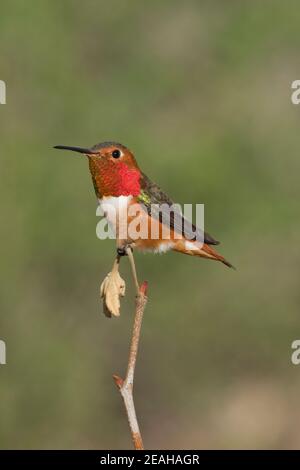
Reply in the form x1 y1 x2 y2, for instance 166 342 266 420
126 247 140 296
113 248 148 450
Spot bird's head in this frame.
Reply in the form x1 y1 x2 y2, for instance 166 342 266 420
54 141 141 197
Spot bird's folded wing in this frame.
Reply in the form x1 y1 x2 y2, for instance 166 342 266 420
139 173 219 245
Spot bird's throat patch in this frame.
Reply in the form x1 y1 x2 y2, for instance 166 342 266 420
89 159 141 197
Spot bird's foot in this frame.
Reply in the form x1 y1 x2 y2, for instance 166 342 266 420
117 247 127 257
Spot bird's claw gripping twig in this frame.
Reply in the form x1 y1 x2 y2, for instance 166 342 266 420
117 247 127 257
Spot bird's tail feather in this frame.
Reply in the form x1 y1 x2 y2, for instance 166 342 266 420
173 239 235 269
200 243 235 269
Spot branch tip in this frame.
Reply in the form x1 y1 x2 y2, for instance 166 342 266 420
113 374 124 389
140 281 148 296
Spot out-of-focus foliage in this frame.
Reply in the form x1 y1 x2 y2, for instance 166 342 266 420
0 0 300 449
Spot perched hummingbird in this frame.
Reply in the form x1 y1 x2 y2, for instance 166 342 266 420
54 142 233 268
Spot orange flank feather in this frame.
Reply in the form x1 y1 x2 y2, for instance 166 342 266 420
129 201 233 268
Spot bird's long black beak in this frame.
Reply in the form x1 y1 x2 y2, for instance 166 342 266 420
53 145 97 155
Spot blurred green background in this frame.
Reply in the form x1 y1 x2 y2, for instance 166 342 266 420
1 0 300 449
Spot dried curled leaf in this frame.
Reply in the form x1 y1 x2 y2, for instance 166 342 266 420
100 266 126 318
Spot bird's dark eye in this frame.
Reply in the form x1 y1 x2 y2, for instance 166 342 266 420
112 149 121 159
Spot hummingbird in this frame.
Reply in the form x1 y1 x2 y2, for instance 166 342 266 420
54 142 233 268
